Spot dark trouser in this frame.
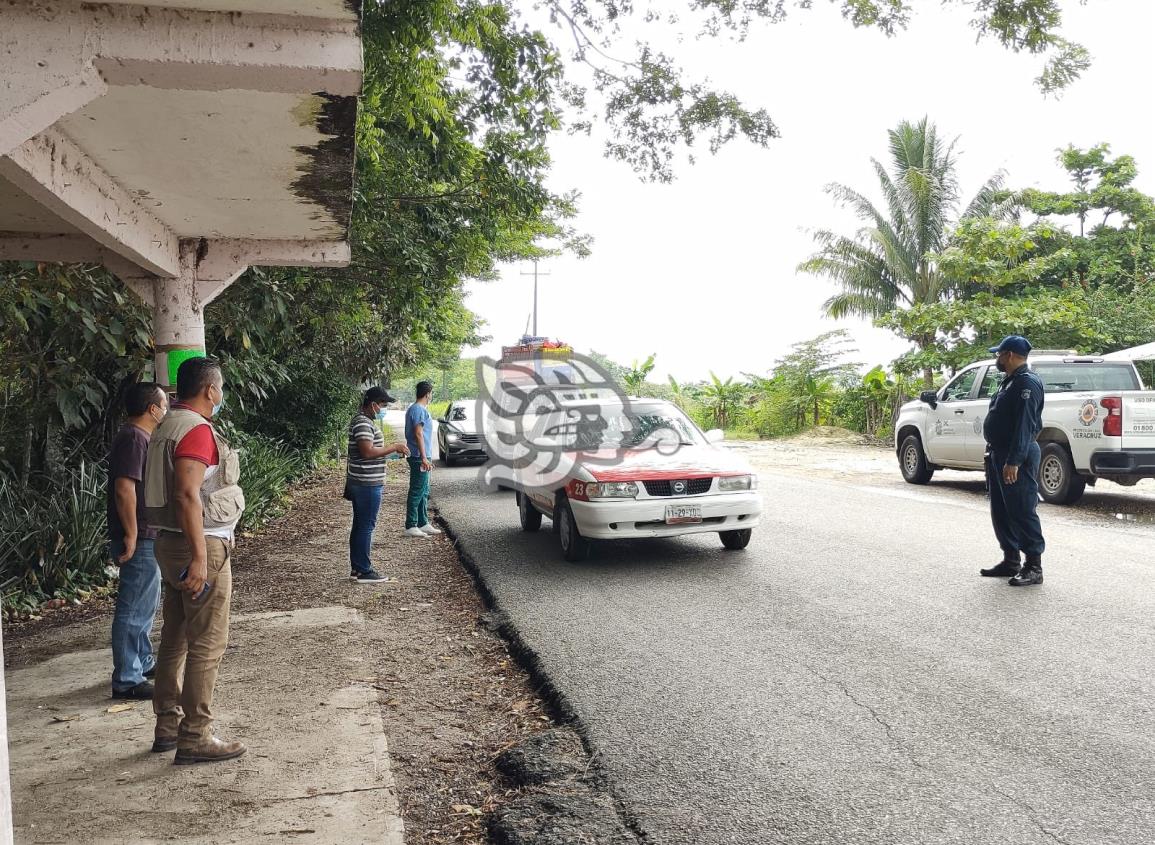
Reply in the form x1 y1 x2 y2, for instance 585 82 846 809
405 457 429 529
348 482 384 574
987 443 1046 560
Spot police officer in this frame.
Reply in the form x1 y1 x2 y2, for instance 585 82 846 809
980 335 1046 586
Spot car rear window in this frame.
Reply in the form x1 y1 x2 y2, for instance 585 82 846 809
1031 363 1140 393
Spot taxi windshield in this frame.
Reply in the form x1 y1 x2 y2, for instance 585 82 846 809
566 405 702 451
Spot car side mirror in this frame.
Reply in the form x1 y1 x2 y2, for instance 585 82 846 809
705 428 725 444
919 390 939 408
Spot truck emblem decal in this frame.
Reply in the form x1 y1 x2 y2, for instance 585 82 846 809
1079 400 1098 427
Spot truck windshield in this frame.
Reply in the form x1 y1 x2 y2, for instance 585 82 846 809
1031 363 1140 393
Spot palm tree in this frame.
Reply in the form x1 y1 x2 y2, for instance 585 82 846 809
798 118 1004 386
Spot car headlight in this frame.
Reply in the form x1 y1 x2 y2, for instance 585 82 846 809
718 475 755 492
446 431 460 441
585 481 638 499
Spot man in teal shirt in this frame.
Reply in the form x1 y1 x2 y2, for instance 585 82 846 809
404 381 440 538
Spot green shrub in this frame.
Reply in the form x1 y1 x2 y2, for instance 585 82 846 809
236 368 358 461
0 462 111 611
234 431 311 531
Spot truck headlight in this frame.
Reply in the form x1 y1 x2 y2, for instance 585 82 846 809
586 481 638 499
719 475 755 492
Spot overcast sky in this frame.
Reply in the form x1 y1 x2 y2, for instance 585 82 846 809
464 0 1155 383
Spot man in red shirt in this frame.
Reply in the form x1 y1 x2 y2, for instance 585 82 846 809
144 357 246 764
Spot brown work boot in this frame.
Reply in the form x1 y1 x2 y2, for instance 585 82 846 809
152 715 180 753
173 736 247 766
151 730 178 753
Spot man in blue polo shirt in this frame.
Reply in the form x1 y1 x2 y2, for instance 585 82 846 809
403 381 441 538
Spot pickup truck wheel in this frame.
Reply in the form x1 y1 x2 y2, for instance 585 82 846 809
557 498 591 562
517 491 543 532
1039 443 1086 505
899 435 934 485
720 529 752 551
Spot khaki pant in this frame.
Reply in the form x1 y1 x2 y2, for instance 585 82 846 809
152 532 233 748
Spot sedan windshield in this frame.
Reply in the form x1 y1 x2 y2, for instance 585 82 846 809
566 406 702 451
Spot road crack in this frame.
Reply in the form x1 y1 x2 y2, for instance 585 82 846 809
802 665 926 771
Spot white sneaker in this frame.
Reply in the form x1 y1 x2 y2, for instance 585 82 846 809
419 524 442 535
404 527 429 539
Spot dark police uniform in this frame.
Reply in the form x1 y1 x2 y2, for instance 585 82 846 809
983 363 1046 567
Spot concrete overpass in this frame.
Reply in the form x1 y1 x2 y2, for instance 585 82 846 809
0 2 364 839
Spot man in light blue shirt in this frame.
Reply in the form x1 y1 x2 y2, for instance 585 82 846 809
404 381 440 538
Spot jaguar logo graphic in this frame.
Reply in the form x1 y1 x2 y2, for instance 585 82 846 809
1079 400 1098 427
475 350 678 494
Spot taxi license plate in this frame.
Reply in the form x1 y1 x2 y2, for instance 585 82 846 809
665 504 702 524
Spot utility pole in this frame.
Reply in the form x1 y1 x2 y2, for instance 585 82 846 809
520 260 550 338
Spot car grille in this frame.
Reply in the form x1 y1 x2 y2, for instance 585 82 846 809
643 478 713 497
457 434 482 444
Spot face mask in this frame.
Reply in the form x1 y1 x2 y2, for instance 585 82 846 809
211 386 225 417
375 406 386 421
150 405 167 426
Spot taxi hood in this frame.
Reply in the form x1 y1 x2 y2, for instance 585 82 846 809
584 444 753 482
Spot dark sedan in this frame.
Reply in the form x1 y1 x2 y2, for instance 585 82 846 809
437 400 487 466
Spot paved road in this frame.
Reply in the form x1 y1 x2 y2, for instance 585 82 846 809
425 439 1154 845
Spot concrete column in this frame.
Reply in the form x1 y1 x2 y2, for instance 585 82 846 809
117 242 247 389
0 623 12 845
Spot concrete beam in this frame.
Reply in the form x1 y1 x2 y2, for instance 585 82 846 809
194 238 351 280
0 62 107 157
0 232 105 264
0 128 181 277
0 3 362 102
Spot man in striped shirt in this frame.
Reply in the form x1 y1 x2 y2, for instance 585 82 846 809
347 387 409 582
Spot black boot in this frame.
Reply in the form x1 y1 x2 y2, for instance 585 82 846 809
980 558 1021 577
1009 556 1043 586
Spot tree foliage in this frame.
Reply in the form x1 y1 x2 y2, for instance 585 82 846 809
877 144 1155 376
798 118 1004 384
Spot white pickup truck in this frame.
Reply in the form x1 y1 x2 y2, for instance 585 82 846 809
894 354 1155 504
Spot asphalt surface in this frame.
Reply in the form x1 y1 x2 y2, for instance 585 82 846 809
406 415 1153 845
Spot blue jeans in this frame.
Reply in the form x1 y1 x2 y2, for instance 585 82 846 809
406 458 430 529
348 482 384 575
110 538 161 691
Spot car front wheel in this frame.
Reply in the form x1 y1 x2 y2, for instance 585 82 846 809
899 435 934 485
720 529 752 551
557 498 591 562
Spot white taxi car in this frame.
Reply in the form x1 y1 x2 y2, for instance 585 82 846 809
514 398 763 561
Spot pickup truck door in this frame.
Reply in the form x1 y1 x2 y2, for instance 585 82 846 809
926 366 982 463
963 365 1002 463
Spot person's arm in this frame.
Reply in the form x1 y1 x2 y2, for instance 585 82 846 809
173 457 209 593
415 422 432 469
356 439 408 459
353 418 408 459
113 477 138 564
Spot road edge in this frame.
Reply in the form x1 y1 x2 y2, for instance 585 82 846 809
432 499 651 844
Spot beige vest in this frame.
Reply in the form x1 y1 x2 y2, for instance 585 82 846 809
143 408 245 533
